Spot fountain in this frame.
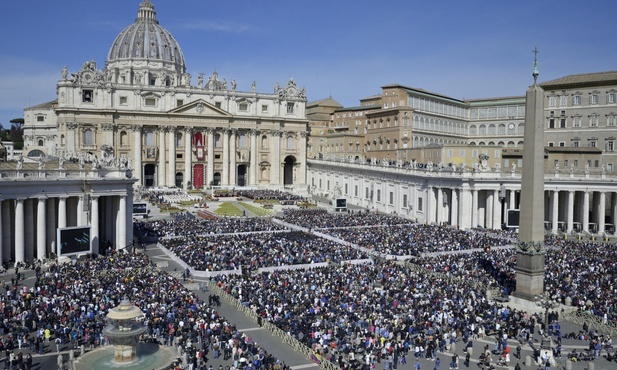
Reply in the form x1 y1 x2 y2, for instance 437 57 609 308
73 298 176 370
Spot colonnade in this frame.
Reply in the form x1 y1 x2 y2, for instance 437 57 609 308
0 193 129 264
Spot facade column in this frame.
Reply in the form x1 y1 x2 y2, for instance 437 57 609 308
298 132 308 185
222 129 230 185
37 198 46 260
583 191 590 232
471 189 478 228
551 190 559 234
567 191 575 233
436 187 443 225
132 125 142 186
598 191 606 234
229 129 237 186
158 127 166 186
24 200 35 261
184 127 192 190
168 127 176 187
249 130 258 185
46 198 56 256
118 195 127 249
493 189 502 230
450 188 458 227
15 199 25 263
91 195 99 255
612 192 617 234
58 196 67 229
1 202 9 262
272 131 282 186
206 129 215 187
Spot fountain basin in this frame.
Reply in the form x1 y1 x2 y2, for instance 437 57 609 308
72 342 177 370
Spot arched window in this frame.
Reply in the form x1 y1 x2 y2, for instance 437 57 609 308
498 124 506 135
488 124 496 135
214 134 221 148
38 139 44 146
286 136 295 149
479 125 487 135
61 135 66 146
176 132 183 147
83 128 93 146
469 125 477 135
238 133 247 148
261 135 268 149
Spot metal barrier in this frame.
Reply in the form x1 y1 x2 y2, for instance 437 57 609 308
562 310 617 337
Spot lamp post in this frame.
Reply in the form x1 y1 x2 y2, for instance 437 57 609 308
534 292 560 349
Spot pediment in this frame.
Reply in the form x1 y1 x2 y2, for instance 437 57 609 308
167 99 231 117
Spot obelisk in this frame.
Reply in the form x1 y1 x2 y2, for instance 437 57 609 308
515 48 546 300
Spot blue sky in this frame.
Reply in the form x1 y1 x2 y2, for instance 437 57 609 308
1 0 616 127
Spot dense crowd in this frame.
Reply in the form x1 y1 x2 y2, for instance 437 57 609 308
277 209 414 230
322 225 510 256
237 190 305 202
213 261 542 368
160 231 368 272
0 251 290 370
135 215 286 238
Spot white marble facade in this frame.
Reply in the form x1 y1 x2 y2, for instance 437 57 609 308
23 0 308 190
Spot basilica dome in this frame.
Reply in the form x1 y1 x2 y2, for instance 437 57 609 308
107 0 186 73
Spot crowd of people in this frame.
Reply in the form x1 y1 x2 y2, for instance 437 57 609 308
237 190 306 203
0 251 291 370
277 209 413 230
213 260 543 368
135 215 287 238
160 231 368 272
322 224 509 256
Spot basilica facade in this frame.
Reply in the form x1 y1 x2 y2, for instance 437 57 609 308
23 0 308 190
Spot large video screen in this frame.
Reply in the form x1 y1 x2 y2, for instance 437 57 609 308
335 198 347 208
506 209 520 228
57 226 91 256
133 202 148 215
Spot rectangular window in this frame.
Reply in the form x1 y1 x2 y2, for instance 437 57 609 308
608 93 616 104
549 96 556 107
549 118 555 129
82 89 93 103
286 102 294 114
572 141 580 148
389 192 394 205
345 184 348 195
564 160 568 167
560 95 568 107
376 190 381 202
176 99 184 107
607 141 615 152
214 102 221 108
554 160 559 167
36 116 44 122
460 149 465 157
589 141 597 148
590 94 599 105
403 194 408 208
573 116 581 127
559 142 565 147
144 97 156 106
239 103 248 112
608 163 613 171
215 154 221 159
573 95 581 106
418 197 423 212
608 115 616 126
560 118 566 128
327 181 330 191
120 96 128 105
573 160 578 167
595 160 599 168
261 104 268 113
590 115 598 127
548 142 554 147
355 185 358 197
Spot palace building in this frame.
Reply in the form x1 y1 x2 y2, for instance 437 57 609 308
23 0 308 191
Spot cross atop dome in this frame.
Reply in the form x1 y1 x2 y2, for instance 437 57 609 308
136 0 158 24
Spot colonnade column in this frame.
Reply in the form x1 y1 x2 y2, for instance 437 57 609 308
249 130 258 185
272 131 281 186
567 191 574 233
486 191 494 229
229 129 237 186
168 127 176 187
509 189 516 210
471 189 478 228
184 127 192 190
14 199 25 263
450 189 458 227
298 132 308 185
598 192 606 234
132 125 142 186
493 189 501 230
222 129 230 185
46 199 56 256
118 195 126 250
91 196 99 254
583 191 590 232
0 201 3 264
436 187 443 225
158 127 166 186
206 129 215 187
551 190 559 234
37 198 46 260
612 193 617 233
58 196 67 229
